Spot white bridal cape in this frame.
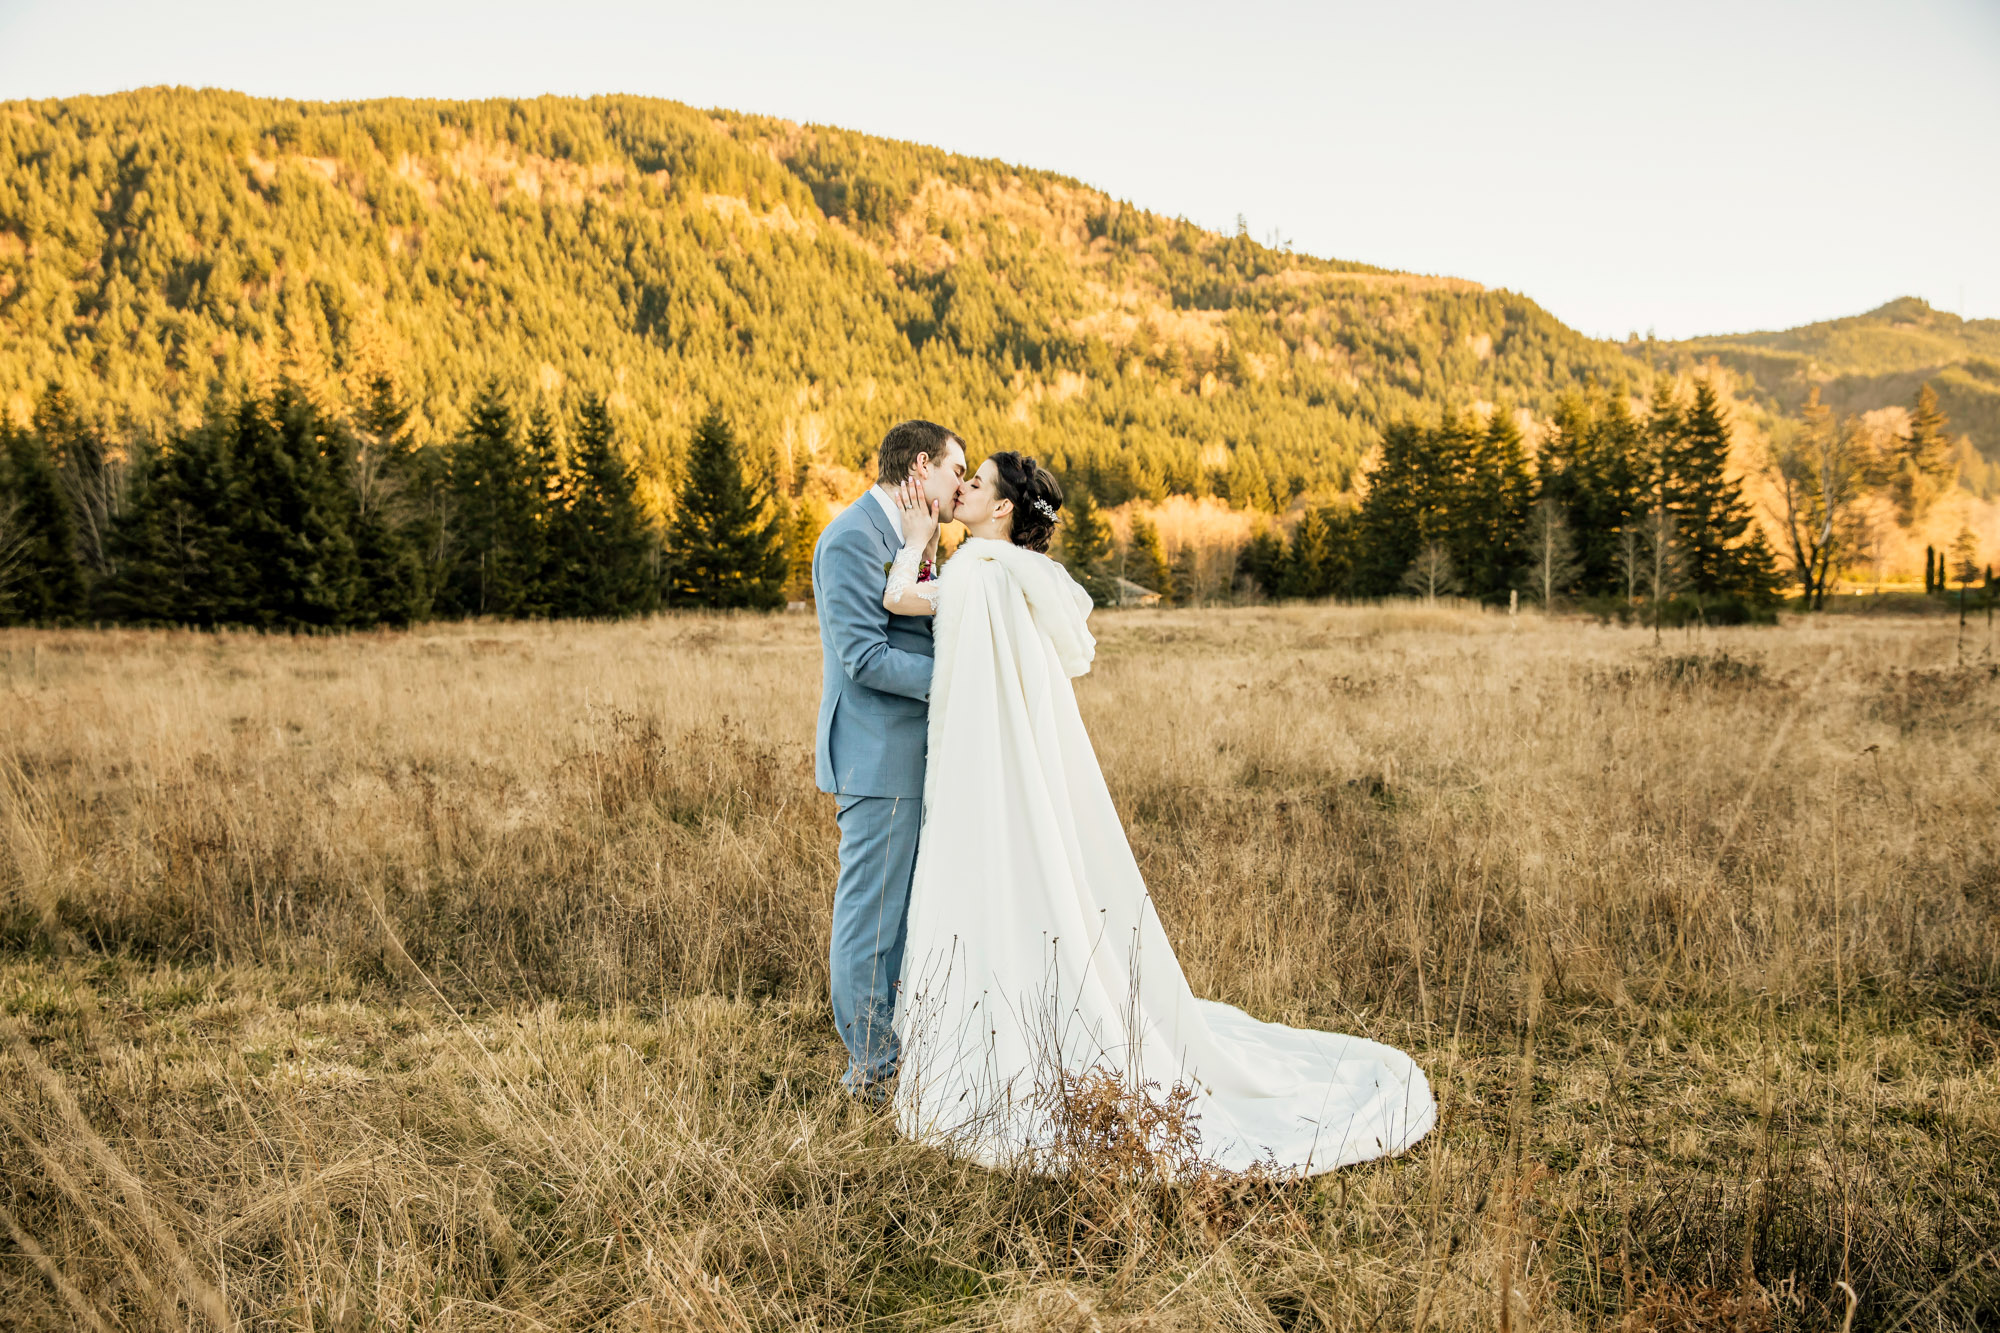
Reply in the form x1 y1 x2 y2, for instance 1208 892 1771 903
892 538 1435 1174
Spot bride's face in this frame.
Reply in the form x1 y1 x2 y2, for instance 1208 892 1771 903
955 459 1013 538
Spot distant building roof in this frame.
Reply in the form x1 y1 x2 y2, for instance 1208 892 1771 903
1113 577 1161 607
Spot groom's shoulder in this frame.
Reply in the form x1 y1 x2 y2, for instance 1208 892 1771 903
821 500 884 551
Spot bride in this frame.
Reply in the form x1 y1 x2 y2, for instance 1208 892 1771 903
879 452 1434 1174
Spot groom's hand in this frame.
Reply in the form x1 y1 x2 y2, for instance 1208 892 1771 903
897 478 941 550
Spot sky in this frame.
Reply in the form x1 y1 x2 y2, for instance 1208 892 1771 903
2 0 1996 341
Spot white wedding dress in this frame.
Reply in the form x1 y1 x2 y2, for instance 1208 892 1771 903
888 537 1435 1174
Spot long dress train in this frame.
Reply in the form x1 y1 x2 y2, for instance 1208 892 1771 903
891 538 1434 1174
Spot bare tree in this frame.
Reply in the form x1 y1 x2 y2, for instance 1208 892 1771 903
1524 498 1580 607
1401 543 1460 605
1616 504 1685 639
1764 387 1874 609
33 389 126 580
0 496 26 621
1615 524 1642 604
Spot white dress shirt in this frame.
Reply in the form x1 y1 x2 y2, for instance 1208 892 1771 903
871 484 907 543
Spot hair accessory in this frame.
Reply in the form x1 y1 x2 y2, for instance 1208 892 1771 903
1032 497 1060 521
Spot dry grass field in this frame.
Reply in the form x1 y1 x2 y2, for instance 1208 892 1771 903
0 605 1995 1331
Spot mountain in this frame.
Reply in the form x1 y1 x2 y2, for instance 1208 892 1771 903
1669 297 2000 482
0 88 1635 514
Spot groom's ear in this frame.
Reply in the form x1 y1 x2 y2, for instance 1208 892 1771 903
910 451 930 479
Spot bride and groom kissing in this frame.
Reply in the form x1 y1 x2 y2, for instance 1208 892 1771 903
812 419 1435 1173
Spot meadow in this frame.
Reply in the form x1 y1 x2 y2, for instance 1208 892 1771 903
0 605 1995 1331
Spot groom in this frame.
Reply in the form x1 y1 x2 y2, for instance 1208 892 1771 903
813 419 967 1099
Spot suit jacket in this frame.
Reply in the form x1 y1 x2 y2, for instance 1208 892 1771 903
812 494 934 797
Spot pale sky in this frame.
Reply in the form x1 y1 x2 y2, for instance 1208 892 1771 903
2 0 1996 340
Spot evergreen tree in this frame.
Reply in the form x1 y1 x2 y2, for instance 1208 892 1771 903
353 372 412 525
551 394 658 617
97 426 248 627
1892 384 1956 524
229 387 365 630
1168 542 1201 606
1428 410 1484 587
1464 407 1533 599
1280 506 1352 599
1663 379 1766 597
1060 488 1119 607
1234 528 1285 599
1354 420 1434 595
445 382 541 617
1575 392 1649 595
663 407 787 609
518 405 565 616
1950 527 1980 588
1128 515 1173 601
0 421 85 623
350 375 429 627
784 495 829 605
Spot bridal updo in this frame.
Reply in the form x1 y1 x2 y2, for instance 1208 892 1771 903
988 452 1064 553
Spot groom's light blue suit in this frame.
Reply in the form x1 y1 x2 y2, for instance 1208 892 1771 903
812 491 933 1093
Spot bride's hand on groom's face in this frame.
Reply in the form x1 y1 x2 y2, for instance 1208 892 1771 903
898 478 941 548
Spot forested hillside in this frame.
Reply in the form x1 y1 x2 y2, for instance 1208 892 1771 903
1673 298 2000 491
0 88 1634 512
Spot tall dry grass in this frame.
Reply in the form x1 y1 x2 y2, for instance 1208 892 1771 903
0 606 1995 1330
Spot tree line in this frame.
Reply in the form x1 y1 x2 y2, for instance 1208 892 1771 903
1213 377 1781 617
4 366 1982 628
0 378 794 628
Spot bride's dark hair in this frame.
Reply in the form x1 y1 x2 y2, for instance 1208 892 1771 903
987 452 1063 553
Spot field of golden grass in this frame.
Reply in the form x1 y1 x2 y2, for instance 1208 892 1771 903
1 606 1995 1331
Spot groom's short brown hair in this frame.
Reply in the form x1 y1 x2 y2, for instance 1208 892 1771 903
876 420 963 485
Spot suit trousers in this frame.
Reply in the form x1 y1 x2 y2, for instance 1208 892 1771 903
830 792 922 1091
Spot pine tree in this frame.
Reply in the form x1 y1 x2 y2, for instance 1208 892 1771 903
1575 392 1649 595
1428 409 1483 586
664 407 787 609
552 393 658 617
1893 384 1956 524
97 424 248 627
1354 420 1433 595
1128 515 1173 601
1950 527 1981 588
0 421 85 623
1281 506 1352 599
446 381 541 617
349 375 429 627
229 387 365 630
1234 528 1285 600
1060 488 1118 607
783 495 829 605
1925 545 1937 594
1465 407 1533 599
1222 445 1277 513
1168 542 1201 606
353 372 412 525
1664 379 1764 597
518 406 565 617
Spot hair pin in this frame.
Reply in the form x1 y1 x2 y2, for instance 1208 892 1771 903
1032 497 1059 521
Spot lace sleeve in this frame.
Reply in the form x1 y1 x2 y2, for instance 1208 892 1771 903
884 544 942 609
